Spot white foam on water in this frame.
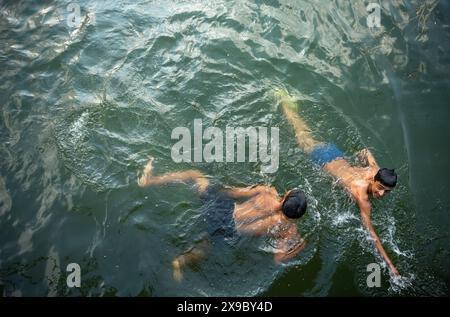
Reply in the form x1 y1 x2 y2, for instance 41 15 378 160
389 272 415 293
68 111 88 144
385 215 414 258
332 210 359 227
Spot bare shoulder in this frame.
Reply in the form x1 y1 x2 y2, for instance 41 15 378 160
350 179 369 200
256 185 278 196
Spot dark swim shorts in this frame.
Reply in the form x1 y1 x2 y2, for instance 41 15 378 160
199 183 238 247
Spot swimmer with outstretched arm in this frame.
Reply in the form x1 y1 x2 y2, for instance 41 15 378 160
137 157 308 281
275 89 400 276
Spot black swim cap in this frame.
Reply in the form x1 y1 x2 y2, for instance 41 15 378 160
374 168 397 188
282 189 307 219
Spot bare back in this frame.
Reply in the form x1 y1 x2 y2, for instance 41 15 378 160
323 157 379 200
227 186 305 262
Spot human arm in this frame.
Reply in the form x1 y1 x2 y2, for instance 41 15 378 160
222 185 274 199
137 157 209 193
356 196 400 276
273 227 306 264
358 149 379 168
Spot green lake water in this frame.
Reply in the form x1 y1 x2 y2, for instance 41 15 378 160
0 0 449 296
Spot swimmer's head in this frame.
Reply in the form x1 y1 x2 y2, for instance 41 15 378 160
281 189 307 219
372 168 397 198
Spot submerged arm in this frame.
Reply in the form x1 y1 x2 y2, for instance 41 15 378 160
274 227 306 264
222 185 274 199
138 157 209 192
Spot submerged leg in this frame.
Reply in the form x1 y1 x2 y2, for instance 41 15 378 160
274 89 321 153
172 237 210 282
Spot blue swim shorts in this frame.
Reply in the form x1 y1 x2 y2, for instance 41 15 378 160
310 143 344 166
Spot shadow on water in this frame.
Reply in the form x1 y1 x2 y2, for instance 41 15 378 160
0 0 449 296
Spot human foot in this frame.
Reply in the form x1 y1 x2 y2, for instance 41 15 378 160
137 156 154 187
272 88 298 111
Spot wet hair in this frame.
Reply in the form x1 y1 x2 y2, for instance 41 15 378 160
374 168 397 188
281 189 307 219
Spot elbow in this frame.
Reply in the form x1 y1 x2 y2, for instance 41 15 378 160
274 248 292 264
274 253 286 265
274 251 296 264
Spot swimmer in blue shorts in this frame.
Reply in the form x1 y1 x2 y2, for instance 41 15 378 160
275 89 400 276
138 157 307 281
